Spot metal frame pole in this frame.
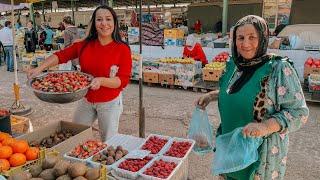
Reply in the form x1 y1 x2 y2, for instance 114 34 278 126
222 0 228 36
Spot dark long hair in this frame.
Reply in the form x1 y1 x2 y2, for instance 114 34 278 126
85 5 128 46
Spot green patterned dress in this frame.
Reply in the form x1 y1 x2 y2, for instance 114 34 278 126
216 55 309 180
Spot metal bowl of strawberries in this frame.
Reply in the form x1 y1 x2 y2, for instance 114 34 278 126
28 70 93 104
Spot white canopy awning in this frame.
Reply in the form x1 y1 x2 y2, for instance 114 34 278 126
0 3 29 12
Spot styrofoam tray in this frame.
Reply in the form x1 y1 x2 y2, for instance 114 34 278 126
112 156 154 179
139 156 183 180
160 137 195 160
87 134 145 170
63 140 107 163
138 134 172 155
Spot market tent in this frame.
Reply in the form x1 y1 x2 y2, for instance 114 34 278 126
0 3 29 12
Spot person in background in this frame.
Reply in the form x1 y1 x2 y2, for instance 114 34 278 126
0 21 14 72
273 24 287 36
193 19 202 34
42 23 54 51
15 19 22 29
24 20 38 53
57 22 65 31
183 34 207 66
27 5 132 141
63 16 80 70
196 15 308 180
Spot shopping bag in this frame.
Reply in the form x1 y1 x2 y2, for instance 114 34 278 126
188 107 214 155
212 127 263 175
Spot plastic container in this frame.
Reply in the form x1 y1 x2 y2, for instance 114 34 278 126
64 140 107 163
139 156 183 180
112 156 154 179
160 137 195 160
0 112 11 134
138 134 172 155
308 74 320 92
88 134 145 171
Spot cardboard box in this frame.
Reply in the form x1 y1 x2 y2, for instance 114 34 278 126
164 38 184 46
11 115 30 134
304 65 320 78
164 29 184 39
159 73 175 85
143 72 159 83
203 69 224 81
48 65 59 71
17 121 93 156
128 27 139 36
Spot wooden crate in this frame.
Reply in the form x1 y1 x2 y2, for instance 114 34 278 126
304 65 320 78
10 115 30 134
143 72 159 83
203 69 224 81
159 73 175 85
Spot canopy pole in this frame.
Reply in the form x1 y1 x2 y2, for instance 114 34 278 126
108 0 113 7
29 3 35 29
71 0 75 24
222 0 228 36
138 0 145 138
10 0 18 87
42 1 45 22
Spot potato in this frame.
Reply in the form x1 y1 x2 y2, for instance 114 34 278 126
116 145 123 151
73 176 87 180
53 160 70 176
84 168 100 180
68 162 87 178
115 151 123 161
107 150 115 157
8 172 31 180
56 174 72 180
107 146 115 152
106 156 115 165
42 156 58 169
30 164 43 177
39 168 56 180
122 149 129 156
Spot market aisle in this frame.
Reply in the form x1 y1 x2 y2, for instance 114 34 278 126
0 66 319 180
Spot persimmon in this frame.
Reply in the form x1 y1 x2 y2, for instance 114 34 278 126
0 159 10 172
0 132 11 142
9 153 26 167
2 137 16 146
0 146 13 159
11 140 29 154
25 147 39 161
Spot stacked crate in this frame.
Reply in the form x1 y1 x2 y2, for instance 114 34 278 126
164 29 184 46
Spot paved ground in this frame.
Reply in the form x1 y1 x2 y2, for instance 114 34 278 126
0 66 319 180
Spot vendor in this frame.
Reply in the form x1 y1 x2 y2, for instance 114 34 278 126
183 34 207 66
27 5 132 141
196 15 308 180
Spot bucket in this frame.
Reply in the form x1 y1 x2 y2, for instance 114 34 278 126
0 114 12 134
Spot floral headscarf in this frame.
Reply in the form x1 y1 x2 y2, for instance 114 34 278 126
228 15 270 94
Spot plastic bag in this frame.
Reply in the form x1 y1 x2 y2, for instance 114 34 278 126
188 107 214 155
212 127 263 175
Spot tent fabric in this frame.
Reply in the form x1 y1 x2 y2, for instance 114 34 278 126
0 3 29 12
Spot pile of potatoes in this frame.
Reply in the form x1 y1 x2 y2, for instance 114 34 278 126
91 145 128 166
8 155 100 180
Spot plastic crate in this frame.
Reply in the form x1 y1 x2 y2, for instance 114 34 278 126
308 74 320 92
160 137 195 160
139 156 183 180
138 134 172 155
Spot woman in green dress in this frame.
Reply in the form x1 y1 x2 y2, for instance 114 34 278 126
196 15 309 180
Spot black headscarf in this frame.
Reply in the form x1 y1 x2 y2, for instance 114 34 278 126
228 15 270 94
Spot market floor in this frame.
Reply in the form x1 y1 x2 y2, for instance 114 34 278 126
0 66 319 180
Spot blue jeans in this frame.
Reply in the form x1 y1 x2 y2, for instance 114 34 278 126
73 94 123 141
4 46 14 72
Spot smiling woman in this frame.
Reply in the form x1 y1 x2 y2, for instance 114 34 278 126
196 15 309 180
27 5 132 141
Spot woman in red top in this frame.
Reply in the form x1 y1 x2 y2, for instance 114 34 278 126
183 34 208 66
193 19 202 34
27 5 132 141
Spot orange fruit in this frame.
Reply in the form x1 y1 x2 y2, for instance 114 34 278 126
0 146 13 159
2 138 16 146
0 132 11 143
0 159 10 172
9 153 26 167
25 147 39 161
11 140 29 154
0 142 2 147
